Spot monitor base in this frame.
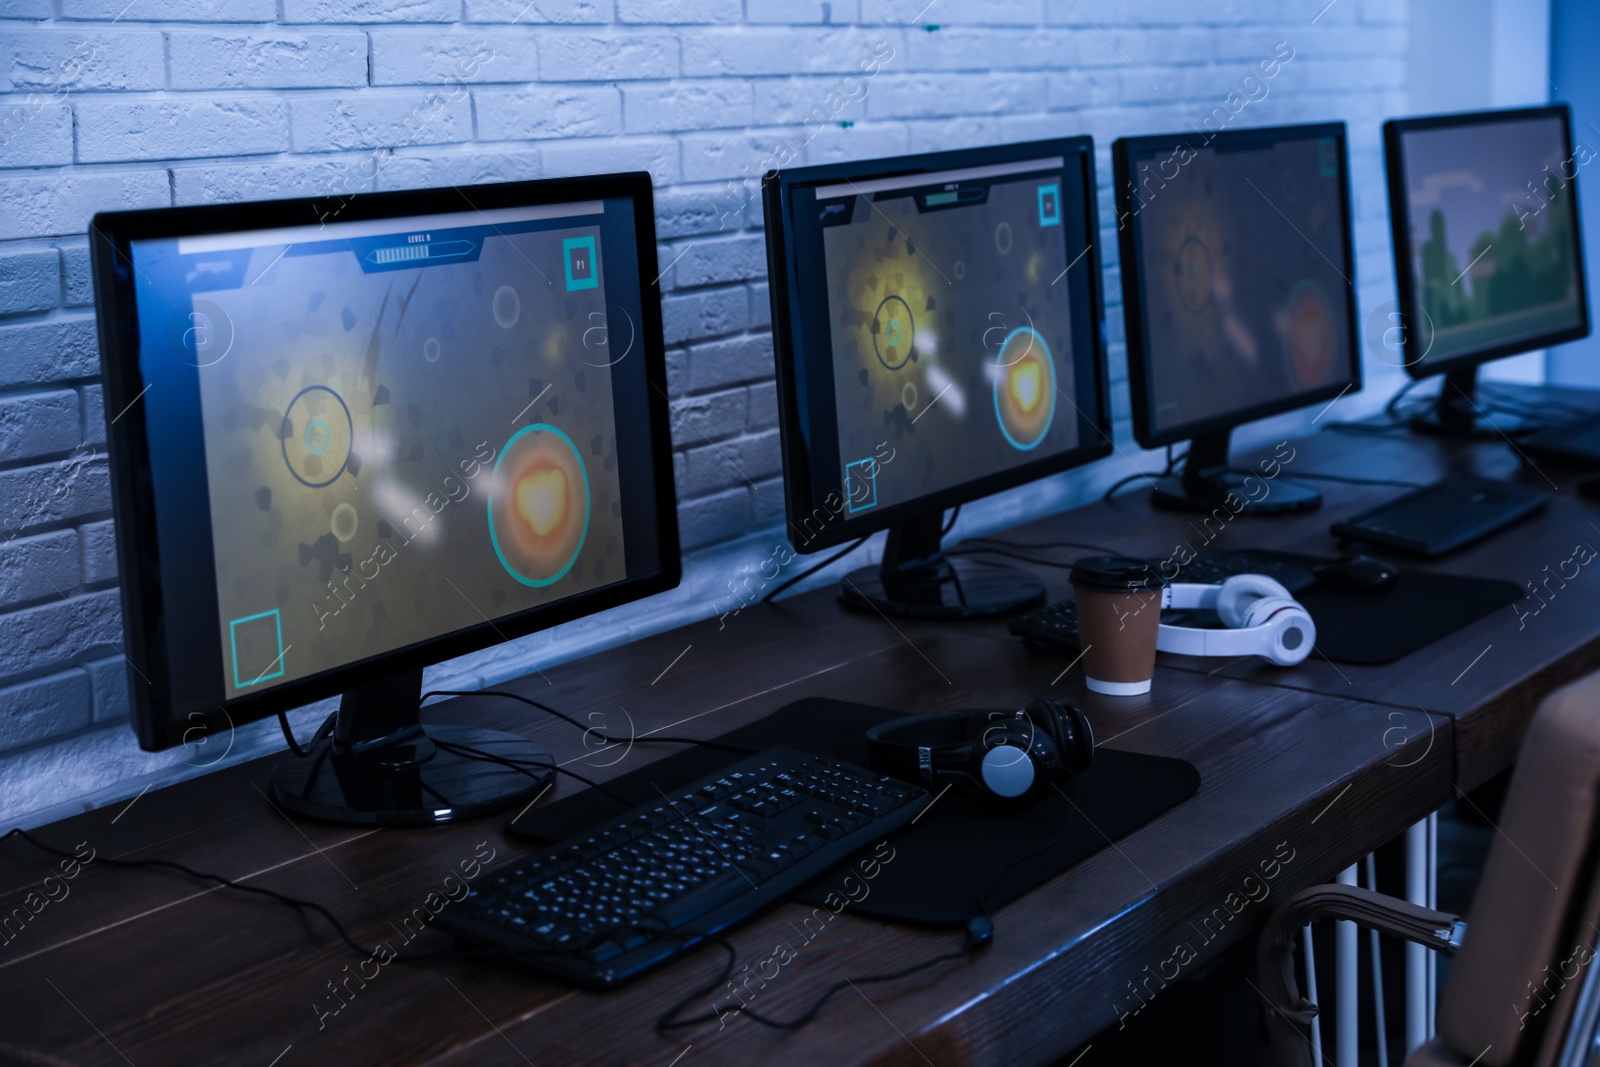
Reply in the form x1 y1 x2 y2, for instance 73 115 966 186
270 725 552 826
267 668 552 826
1149 473 1322 515
839 558 1045 619
1407 366 1545 440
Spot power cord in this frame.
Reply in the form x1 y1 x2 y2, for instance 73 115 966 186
1103 444 1185 502
760 536 868 604
420 689 758 757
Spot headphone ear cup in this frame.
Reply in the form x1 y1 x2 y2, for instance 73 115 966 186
1215 574 1294 628
1242 598 1316 665
1023 698 1068 756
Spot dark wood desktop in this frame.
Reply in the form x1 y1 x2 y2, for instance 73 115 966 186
1 385 1592 1066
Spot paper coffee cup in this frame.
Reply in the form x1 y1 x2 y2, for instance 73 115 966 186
1070 556 1166 696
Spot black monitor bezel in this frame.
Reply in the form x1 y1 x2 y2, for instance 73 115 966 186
1383 103 1591 380
91 173 680 751
1114 121 1363 450
762 137 1113 555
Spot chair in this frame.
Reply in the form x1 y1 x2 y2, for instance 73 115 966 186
1259 670 1600 1067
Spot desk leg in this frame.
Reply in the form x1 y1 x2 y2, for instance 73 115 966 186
1305 925 1324 1066
1338 863 1359 1064
1366 853 1389 1067
1406 817 1431 1052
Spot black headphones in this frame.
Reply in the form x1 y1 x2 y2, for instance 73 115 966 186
866 698 1094 805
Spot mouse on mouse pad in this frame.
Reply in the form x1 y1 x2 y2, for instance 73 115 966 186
1314 554 1402 592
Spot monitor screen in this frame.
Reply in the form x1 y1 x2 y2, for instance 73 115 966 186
1116 124 1359 447
93 177 677 747
766 140 1110 550
1386 106 1588 374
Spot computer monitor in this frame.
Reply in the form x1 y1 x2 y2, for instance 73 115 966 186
90 174 679 825
1384 104 1590 437
1114 122 1360 514
763 138 1112 618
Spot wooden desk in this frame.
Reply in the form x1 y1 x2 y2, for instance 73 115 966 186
8 386 1592 1065
954 383 1600 791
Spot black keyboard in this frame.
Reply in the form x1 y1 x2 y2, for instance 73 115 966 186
1521 414 1600 467
1330 474 1550 557
435 746 927 988
1008 550 1316 652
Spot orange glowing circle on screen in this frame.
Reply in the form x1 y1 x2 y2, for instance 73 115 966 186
992 327 1056 451
488 424 590 587
1285 280 1336 389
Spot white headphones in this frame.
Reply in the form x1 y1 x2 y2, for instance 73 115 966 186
1156 574 1316 667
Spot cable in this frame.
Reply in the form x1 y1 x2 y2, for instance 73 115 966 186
655 927 974 1034
1103 444 1186 502
1278 470 1428 490
421 689 757 756
2 826 380 961
430 736 638 810
760 536 868 604
941 505 961 536
278 710 335 758
947 546 1078 570
961 536 1118 555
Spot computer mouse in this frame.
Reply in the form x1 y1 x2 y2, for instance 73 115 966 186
1314 554 1401 592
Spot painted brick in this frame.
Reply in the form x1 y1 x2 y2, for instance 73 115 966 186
0 172 169 241
617 0 740 23
59 0 275 18
748 0 860 23
0 589 121 677
86 656 130 725
81 384 105 446
0 670 92 751
670 234 764 288
657 185 744 239
540 33 679 81
1 30 165 92
0 99 72 167
58 241 92 307
751 476 785 526
281 0 458 23
905 27 1080 69
0 529 79 608
670 387 746 445
867 73 1048 118
748 282 770 329
375 149 542 190
463 0 610 22
682 429 781 495
0 245 59 315
747 379 778 429
623 82 751 133
0 455 110 535
678 486 750 549
686 333 773 391
539 136 679 183
681 29 900 77
168 32 369 91
79 518 116 584
290 92 471 153
77 99 291 164
474 86 622 140
0 0 50 18
0 391 80 464
370 30 538 86
0 317 101 388
660 286 747 345
171 159 377 205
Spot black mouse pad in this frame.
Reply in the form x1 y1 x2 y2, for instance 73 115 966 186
507 698 1200 926
1240 549 1523 666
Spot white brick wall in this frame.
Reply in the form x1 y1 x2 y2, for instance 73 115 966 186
0 0 1417 826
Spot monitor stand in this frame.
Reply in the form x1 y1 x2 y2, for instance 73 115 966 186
269 668 552 826
1407 367 1545 439
838 512 1045 619
1150 428 1321 515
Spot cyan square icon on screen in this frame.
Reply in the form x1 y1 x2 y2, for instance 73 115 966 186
845 458 879 513
564 236 599 291
230 609 285 689
1037 183 1062 227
